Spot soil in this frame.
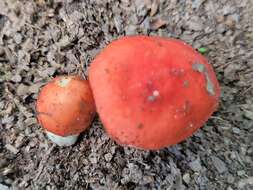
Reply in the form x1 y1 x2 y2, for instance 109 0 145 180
0 0 253 189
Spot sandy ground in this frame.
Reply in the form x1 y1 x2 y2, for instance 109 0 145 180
0 0 253 189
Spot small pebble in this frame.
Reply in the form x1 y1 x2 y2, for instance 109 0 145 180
244 110 253 120
2 116 14 124
216 23 226 34
15 135 25 148
0 183 9 190
192 0 205 9
232 127 241 134
227 175 235 184
104 153 113 162
125 25 137 35
222 5 236 16
183 173 191 184
89 153 98 164
237 170 246 176
229 14 240 23
24 118 37 126
188 16 204 31
13 33 23 44
238 177 253 189
17 84 29 96
5 144 19 154
189 158 202 172
11 74 22 83
211 156 227 173
25 127 32 135
0 47 4 55
29 83 43 94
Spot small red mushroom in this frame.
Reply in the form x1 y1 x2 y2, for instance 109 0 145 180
89 35 220 150
36 75 96 146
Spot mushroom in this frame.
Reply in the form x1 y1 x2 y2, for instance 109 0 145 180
36 75 96 146
89 35 220 150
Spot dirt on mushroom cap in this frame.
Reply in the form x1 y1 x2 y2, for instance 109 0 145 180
89 35 220 150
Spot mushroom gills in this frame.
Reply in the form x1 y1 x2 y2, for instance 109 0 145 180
46 131 79 146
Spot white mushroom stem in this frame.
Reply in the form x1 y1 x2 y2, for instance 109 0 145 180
46 131 79 146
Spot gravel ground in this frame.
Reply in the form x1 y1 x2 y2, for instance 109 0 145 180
0 0 253 189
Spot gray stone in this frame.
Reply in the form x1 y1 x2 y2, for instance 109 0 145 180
89 153 98 164
13 33 23 44
29 83 44 94
17 84 29 96
104 153 113 162
216 23 226 34
192 0 205 9
238 177 253 189
5 144 19 154
227 174 235 184
188 17 204 31
24 117 37 126
222 5 236 16
244 110 253 120
0 184 9 190
11 74 22 82
211 156 227 173
232 127 241 134
189 158 202 172
183 173 191 184
237 170 246 176
125 25 137 35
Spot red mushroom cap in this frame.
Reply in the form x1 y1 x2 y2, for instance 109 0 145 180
89 35 220 150
36 75 96 137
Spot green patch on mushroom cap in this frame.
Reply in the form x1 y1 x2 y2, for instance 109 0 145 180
192 63 215 96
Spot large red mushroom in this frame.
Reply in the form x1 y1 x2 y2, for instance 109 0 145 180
36 75 96 146
89 35 220 150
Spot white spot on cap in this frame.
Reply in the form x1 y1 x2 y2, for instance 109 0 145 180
189 123 194 128
57 77 71 87
153 90 159 97
147 90 160 102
